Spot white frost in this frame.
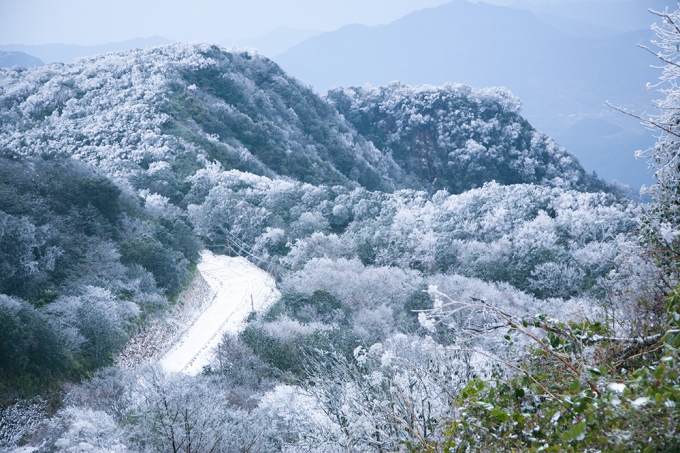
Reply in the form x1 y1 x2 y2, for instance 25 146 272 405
608 382 626 393
631 397 650 408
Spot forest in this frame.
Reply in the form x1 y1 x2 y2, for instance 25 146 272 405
0 6 679 453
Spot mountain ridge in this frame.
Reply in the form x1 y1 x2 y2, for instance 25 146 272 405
274 0 658 189
0 36 174 64
0 51 44 69
0 42 605 198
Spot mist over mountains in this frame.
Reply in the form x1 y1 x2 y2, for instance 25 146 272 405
513 0 675 34
0 51 43 69
230 27 322 57
274 0 660 189
0 36 174 64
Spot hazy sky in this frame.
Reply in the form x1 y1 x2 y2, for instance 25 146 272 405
3 0 649 46
0 0 468 45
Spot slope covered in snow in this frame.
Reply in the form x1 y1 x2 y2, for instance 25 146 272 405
328 83 607 194
0 43 399 193
0 42 605 199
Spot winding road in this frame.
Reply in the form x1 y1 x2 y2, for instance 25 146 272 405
159 250 280 375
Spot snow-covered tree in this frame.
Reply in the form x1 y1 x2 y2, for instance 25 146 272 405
637 7 680 286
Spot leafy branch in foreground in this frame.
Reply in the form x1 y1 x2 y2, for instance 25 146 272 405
410 7 680 451
414 288 680 452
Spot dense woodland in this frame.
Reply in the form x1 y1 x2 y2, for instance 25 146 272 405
0 7 680 453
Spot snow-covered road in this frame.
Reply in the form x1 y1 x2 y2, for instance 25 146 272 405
159 250 279 375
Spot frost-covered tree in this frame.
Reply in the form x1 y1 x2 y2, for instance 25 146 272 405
637 8 680 286
0 44 399 194
328 83 608 194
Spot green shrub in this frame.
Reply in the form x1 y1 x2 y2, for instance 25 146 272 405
238 326 304 375
0 295 68 393
119 235 187 294
426 290 680 453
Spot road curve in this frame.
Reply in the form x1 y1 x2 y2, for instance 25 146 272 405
159 250 279 375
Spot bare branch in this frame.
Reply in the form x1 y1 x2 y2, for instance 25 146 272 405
606 101 680 139
639 44 680 68
448 347 575 415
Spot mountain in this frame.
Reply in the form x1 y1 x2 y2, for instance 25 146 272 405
0 36 174 64
511 0 675 34
0 43 603 199
274 0 660 189
529 11 621 38
0 51 44 68
0 43 401 193
553 117 655 188
275 1 658 115
328 83 604 194
232 27 322 57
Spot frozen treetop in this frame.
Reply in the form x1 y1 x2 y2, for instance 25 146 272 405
328 82 608 194
336 82 524 115
0 42 399 191
0 42 611 199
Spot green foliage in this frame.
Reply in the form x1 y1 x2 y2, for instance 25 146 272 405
265 290 346 325
402 286 433 332
0 157 127 299
50 177 123 225
0 155 201 397
75 301 127 370
241 289 362 379
159 47 393 191
119 234 186 294
425 295 680 453
205 335 274 394
238 325 304 375
404 286 433 318
0 296 69 395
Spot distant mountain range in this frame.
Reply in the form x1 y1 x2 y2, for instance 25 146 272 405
511 0 675 34
274 0 661 189
0 51 43 68
228 27 322 57
0 36 174 64
0 29 320 67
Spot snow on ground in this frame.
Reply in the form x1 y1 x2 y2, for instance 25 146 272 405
118 250 280 374
117 268 214 370
159 250 280 375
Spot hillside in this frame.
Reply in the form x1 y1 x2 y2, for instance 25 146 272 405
328 83 605 194
0 43 602 199
0 43 400 193
275 0 659 189
2 41 672 452
0 155 202 396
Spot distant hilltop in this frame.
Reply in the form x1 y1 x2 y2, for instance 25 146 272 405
0 50 43 68
0 42 605 195
0 35 174 64
273 0 658 190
